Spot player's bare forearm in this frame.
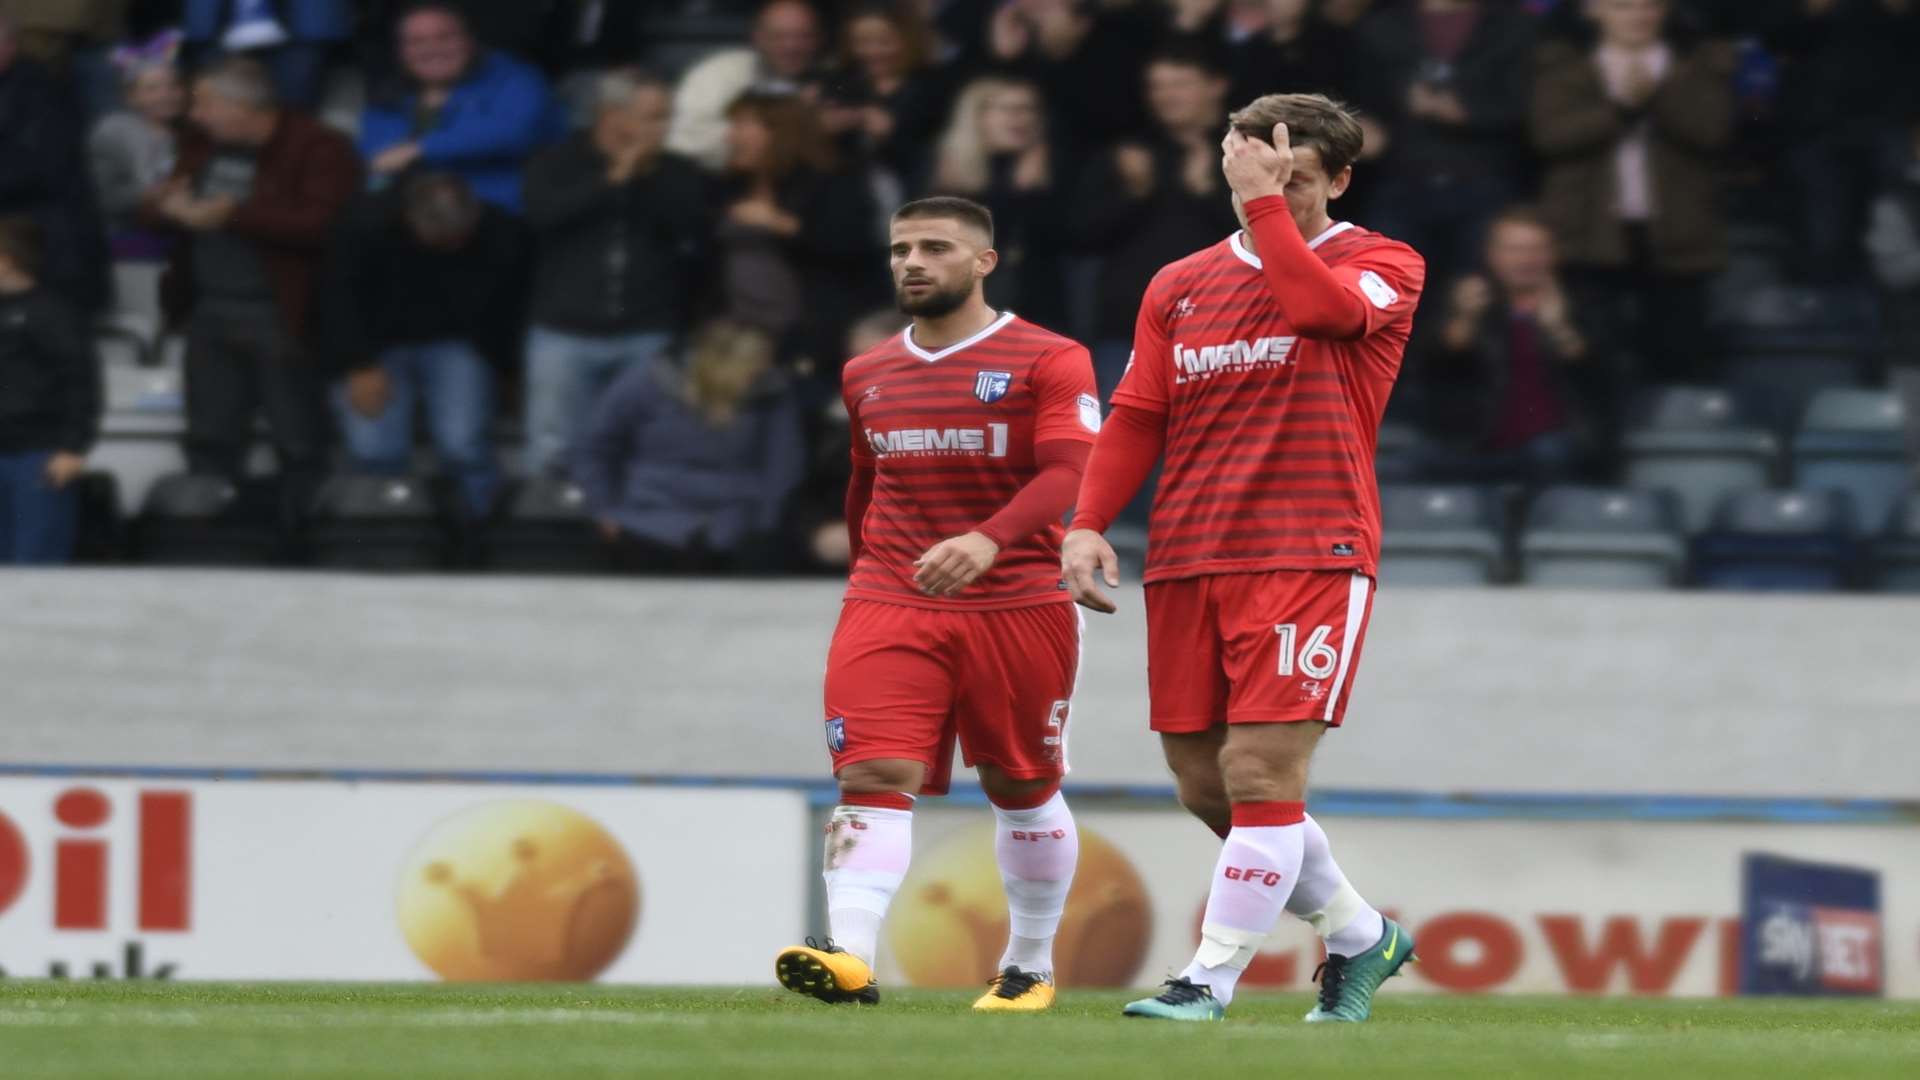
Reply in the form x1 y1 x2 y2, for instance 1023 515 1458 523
1061 528 1120 614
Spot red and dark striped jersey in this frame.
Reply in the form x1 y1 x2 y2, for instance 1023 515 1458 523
1110 223 1426 583
843 312 1100 610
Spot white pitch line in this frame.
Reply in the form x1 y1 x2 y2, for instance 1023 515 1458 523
0 1007 711 1029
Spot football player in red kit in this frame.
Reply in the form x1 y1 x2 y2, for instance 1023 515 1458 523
1062 94 1426 1023
776 197 1100 1012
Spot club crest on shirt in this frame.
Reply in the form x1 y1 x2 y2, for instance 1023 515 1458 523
825 716 847 753
974 370 1012 403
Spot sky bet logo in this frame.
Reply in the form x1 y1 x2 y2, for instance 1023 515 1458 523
1172 336 1298 385
867 424 1010 458
0 787 191 979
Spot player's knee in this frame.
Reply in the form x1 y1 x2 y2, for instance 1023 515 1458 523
837 759 922 795
1217 745 1309 803
1174 777 1229 829
976 765 1058 809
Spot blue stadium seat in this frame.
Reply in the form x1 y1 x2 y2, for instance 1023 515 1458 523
1622 386 1779 533
1519 487 1684 589
307 474 447 571
1692 489 1856 591
1379 485 1503 586
1792 389 1910 534
1870 492 1920 593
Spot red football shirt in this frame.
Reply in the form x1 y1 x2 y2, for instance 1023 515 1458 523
844 312 1101 610
1110 222 1426 583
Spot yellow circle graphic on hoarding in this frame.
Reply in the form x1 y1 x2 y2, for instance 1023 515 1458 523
397 801 639 981
887 824 1151 987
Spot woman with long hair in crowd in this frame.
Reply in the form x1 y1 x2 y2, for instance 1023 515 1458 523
574 319 805 573
927 74 1069 328
718 90 881 393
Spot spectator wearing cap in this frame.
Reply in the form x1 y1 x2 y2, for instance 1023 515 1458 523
359 1 566 213
1532 0 1734 384
89 45 184 257
320 173 526 518
667 0 827 172
0 216 100 564
0 14 111 312
522 69 711 476
574 319 804 573
145 56 360 495
181 0 352 109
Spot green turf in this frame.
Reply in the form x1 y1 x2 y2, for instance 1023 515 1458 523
1 981 1915 1079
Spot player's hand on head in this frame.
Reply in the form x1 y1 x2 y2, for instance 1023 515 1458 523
1060 528 1120 614
912 531 1001 597
1219 124 1291 202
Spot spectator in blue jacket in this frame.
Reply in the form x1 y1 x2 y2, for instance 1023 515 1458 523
574 320 804 573
358 2 564 213
183 0 352 109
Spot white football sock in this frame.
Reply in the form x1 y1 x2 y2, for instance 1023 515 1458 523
1286 813 1385 957
991 791 1078 976
1178 802 1306 1007
821 803 913 967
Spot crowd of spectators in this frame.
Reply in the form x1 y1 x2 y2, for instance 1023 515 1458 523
0 0 1916 571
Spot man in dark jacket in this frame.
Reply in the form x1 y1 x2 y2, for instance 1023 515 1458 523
1427 206 1599 483
322 173 527 517
522 68 709 475
0 15 110 313
1071 47 1239 396
147 55 361 495
0 216 100 564
1351 0 1535 287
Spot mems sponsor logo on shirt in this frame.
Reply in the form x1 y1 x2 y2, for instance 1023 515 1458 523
1171 337 1299 385
866 424 1011 458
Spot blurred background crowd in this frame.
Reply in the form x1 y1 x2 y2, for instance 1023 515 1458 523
1 0 1918 588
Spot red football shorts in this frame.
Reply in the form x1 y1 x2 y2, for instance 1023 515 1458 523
822 599 1081 796
1143 570 1375 731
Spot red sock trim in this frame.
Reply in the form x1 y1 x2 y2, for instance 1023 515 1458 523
987 783 1060 811
841 792 914 811
1230 800 1306 827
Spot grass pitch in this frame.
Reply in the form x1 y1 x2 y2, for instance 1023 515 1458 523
1 981 1915 1079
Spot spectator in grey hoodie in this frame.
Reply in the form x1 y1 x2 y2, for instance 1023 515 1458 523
574 320 804 573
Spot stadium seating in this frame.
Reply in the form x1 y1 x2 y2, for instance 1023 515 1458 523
1622 386 1779 533
485 475 607 574
1518 487 1685 589
307 475 447 571
1378 485 1504 586
1374 422 1424 483
133 473 285 566
1792 388 1910 534
1870 493 1920 593
1692 489 1857 591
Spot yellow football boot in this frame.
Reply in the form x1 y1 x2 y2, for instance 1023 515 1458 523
775 938 880 1005
972 967 1055 1012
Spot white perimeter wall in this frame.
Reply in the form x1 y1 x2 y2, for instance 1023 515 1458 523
1 570 1916 800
